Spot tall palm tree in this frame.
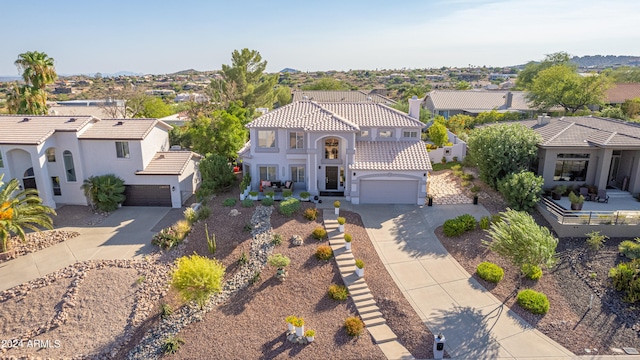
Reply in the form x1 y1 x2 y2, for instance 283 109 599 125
6 83 48 115
14 51 57 90
0 175 56 253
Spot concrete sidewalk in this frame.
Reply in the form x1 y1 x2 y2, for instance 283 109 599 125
354 203 576 360
0 207 170 292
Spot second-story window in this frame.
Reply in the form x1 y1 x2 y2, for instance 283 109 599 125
289 131 304 149
360 130 369 138
46 148 56 162
325 138 339 159
379 130 394 138
116 141 130 159
403 130 418 138
258 130 276 148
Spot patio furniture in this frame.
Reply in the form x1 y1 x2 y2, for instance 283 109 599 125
262 180 293 193
595 189 609 203
579 187 594 201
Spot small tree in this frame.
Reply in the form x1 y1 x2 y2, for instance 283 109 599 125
81 174 126 212
467 124 542 189
497 171 544 212
171 254 225 309
483 209 558 278
428 121 448 147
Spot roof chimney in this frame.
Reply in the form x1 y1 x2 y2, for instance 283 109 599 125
537 113 551 125
408 95 422 120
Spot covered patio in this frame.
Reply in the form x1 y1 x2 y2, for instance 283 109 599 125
552 189 640 212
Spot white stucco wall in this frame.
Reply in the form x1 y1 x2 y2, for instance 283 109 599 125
141 127 170 168
80 139 145 183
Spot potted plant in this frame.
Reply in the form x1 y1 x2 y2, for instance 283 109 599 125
265 190 275 199
283 189 293 199
552 185 567 200
334 200 340 215
240 191 246 201
305 329 316 343
249 191 259 201
344 233 352 251
285 316 297 332
355 259 364 277
569 191 585 211
268 254 291 281
300 191 310 202
337 217 346 232
292 317 305 337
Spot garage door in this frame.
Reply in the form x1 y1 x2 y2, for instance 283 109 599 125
360 180 418 204
123 185 172 207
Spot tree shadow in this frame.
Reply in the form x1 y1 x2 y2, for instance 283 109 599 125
314 272 347 312
218 275 279 316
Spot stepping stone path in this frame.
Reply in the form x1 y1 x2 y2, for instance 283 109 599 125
428 171 473 205
322 209 414 360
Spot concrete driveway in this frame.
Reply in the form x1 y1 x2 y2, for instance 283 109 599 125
0 207 170 291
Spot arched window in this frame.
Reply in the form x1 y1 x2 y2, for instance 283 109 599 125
324 138 339 160
63 150 76 182
24 167 34 177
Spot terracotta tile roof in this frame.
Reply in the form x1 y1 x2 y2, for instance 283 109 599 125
605 83 640 104
79 119 172 140
351 141 432 171
246 101 423 131
292 90 396 104
136 151 201 175
518 116 640 147
0 115 95 145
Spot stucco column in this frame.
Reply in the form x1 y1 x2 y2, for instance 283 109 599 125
31 150 56 209
595 148 613 190
345 148 355 201
307 149 318 195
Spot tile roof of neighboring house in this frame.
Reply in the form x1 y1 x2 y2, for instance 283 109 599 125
136 151 201 175
351 141 432 171
605 83 640 104
78 119 172 140
48 105 123 119
424 90 551 112
518 116 640 147
0 115 95 145
292 90 396 104
246 101 423 131
237 140 251 157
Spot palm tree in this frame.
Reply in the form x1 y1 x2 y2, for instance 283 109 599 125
14 51 57 90
6 83 48 115
0 175 56 253
81 174 126 212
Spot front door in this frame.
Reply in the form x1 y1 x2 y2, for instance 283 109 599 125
609 154 621 187
326 166 338 190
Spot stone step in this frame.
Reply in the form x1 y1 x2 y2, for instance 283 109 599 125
348 287 370 297
353 298 377 308
360 310 384 321
351 292 374 303
363 317 386 327
357 304 380 314
367 324 398 344
335 253 354 261
339 265 357 274
330 244 344 252
330 239 346 246
377 341 415 360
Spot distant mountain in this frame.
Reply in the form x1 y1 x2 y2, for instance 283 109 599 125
58 71 143 78
570 55 640 68
169 69 202 76
280 68 299 73
0 76 21 82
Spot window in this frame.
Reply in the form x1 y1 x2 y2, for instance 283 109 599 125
259 166 277 181
51 177 61 196
360 130 369 137
63 150 76 182
291 166 305 183
289 131 304 149
46 148 56 162
0 151 3 168
325 138 340 159
116 141 130 159
258 130 276 148
403 130 418 138
554 153 589 181
379 130 394 138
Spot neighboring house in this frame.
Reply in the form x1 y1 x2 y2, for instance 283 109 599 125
423 90 541 119
49 99 126 119
518 115 640 193
238 97 431 205
292 90 396 104
0 115 200 209
158 112 191 127
604 83 640 105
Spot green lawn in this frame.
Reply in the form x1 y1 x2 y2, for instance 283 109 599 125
431 161 462 172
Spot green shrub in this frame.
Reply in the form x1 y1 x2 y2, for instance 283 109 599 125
312 226 327 240
183 207 197 224
344 317 365 337
521 264 543 280
517 289 550 314
461 173 475 181
328 284 349 300
334 200 341 208
476 262 504 283
205 224 216 254
171 254 225 309
152 227 180 249
491 214 502 224
586 231 608 252
497 171 544 212
241 198 254 207
458 214 477 231
355 259 365 269
451 164 462 171
272 233 283 246
479 216 490 230
283 189 293 198
619 239 640 259
344 233 352 242
198 154 235 196
303 208 319 221
471 185 481 193
81 174 126 212
315 245 333 260
174 220 191 240
300 191 311 198
222 198 236 207
249 271 261 285
443 218 466 237
197 206 211 220
160 303 173 319
238 251 248 265
261 197 274 206
268 253 291 268
279 198 301 216
609 259 640 303
162 336 184 355
337 216 346 225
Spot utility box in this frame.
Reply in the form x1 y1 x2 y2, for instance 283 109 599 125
433 333 445 359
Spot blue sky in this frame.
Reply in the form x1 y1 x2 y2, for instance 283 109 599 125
2 0 639 76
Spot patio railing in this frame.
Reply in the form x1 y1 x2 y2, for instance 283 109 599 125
538 197 640 226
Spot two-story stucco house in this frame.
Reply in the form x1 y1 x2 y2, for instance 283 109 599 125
0 115 200 209
238 97 432 205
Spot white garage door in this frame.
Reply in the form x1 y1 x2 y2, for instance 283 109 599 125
360 180 418 204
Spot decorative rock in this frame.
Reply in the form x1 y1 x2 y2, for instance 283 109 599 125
291 235 303 246
229 209 240 217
